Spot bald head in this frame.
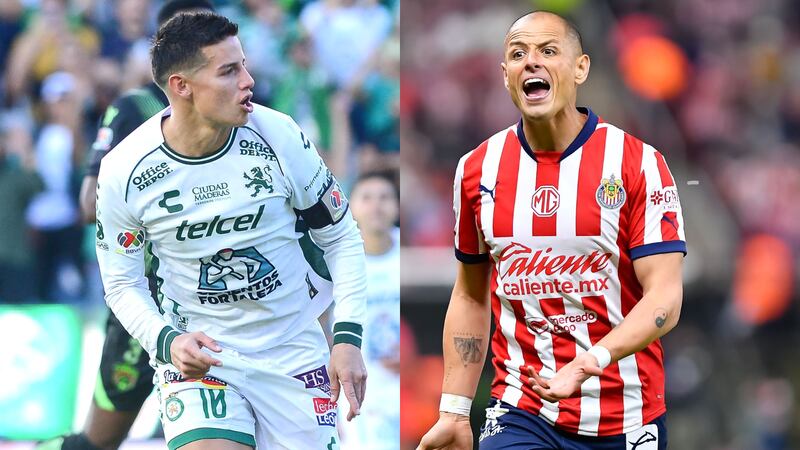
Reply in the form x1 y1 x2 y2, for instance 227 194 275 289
506 11 583 56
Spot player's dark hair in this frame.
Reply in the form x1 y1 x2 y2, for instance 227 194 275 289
150 11 238 88
508 10 583 55
156 0 214 27
352 170 399 201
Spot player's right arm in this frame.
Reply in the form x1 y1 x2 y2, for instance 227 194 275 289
418 260 492 450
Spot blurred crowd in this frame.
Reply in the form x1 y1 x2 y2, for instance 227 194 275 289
0 0 399 307
401 0 800 449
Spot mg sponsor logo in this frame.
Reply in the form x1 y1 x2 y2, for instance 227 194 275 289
132 162 173 191
531 186 559 217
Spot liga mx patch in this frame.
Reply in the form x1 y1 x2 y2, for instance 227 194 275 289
596 174 626 209
312 397 337 427
116 229 145 254
321 181 347 223
626 423 658 450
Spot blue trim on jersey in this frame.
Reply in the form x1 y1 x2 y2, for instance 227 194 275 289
455 248 489 264
629 240 686 260
516 107 598 162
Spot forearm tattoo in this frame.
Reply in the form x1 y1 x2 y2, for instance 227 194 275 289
654 308 668 328
454 336 483 366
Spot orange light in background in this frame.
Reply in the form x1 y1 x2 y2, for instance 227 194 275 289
733 234 794 325
618 36 690 101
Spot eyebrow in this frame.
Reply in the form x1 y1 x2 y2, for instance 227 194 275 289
217 59 245 72
508 38 559 49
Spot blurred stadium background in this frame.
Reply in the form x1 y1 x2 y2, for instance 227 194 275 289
0 0 397 448
400 0 800 449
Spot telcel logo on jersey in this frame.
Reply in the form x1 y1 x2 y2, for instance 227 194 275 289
175 205 263 241
132 162 173 191
312 398 337 427
498 243 612 298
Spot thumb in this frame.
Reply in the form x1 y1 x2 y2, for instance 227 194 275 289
196 332 222 353
329 366 340 403
584 364 603 377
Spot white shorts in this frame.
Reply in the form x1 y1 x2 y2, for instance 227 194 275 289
154 321 339 449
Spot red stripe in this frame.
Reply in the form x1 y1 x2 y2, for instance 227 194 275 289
531 162 560 236
582 295 625 435
493 131 522 238
456 142 488 254
538 297 580 433
507 299 544 413
624 136 646 248
576 128 608 236
654 152 680 241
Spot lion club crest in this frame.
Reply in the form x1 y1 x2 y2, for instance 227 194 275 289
596 174 626 209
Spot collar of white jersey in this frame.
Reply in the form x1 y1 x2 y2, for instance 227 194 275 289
158 106 238 165
515 107 598 162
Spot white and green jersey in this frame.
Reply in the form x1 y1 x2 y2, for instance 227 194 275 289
96 104 366 363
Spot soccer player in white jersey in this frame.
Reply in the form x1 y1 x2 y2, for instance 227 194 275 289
341 171 400 449
95 12 367 450
419 11 685 450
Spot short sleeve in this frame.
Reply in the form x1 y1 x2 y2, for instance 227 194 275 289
627 145 687 260
453 154 488 263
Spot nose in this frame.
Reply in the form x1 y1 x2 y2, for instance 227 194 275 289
525 51 543 71
240 67 255 90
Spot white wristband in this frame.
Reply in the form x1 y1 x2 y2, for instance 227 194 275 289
439 393 472 416
587 345 612 370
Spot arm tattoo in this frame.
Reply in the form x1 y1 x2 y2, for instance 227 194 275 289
454 336 483 366
654 308 667 328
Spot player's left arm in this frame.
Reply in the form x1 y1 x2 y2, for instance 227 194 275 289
262 111 368 420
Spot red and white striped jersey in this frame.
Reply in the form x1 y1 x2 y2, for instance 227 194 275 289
453 108 686 437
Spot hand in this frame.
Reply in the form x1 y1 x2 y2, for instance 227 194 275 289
169 331 223 378
417 413 473 450
524 352 603 402
329 343 367 421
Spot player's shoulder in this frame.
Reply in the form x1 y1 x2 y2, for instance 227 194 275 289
595 119 663 160
238 103 311 161
458 124 516 168
99 110 167 179
245 103 297 134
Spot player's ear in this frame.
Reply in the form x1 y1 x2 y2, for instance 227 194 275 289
167 73 192 99
574 54 590 85
501 61 510 91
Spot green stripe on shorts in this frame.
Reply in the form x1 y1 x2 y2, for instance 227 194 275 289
168 428 255 450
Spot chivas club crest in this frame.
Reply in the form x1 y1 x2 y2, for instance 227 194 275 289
596 174 626 209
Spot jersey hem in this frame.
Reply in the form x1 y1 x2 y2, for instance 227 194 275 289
629 240 686 260
167 428 256 450
455 248 489 264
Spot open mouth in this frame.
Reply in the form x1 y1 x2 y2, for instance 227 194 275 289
240 94 253 113
523 77 551 100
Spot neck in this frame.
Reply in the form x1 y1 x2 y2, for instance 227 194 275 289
362 231 393 256
162 105 232 157
522 106 587 152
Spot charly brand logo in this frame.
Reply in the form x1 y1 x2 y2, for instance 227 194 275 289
132 162 173 192
192 182 230 205
243 166 274 197
175 205 263 241
116 230 145 254
196 246 282 305
596 173 626 209
531 185 560 217
158 190 183 213
239 139 277 161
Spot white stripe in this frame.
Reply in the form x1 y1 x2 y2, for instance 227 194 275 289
512 146 535 237
619 354 643 431
498 297 524 407
641 144 665 245
479 128 511 244
333 331 362 339
452 156 467 250
521 298 560 423
556 147 581 238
